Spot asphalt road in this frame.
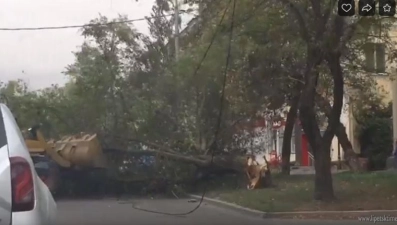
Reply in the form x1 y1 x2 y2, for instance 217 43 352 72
56 198 390 225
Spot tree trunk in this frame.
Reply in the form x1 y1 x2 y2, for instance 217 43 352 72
311 52 344 201
298 48 337 201
316 93 360 171
299 102 336 200
336 123 360 171
300 91 336 200
313 142 335 201
281 95 300 175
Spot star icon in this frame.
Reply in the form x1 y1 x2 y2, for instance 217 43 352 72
384 4 392 12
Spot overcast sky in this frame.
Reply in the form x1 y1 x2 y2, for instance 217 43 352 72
0 0 192 90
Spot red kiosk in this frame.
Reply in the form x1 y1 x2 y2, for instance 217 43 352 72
297 118 313 166
301 133 310 166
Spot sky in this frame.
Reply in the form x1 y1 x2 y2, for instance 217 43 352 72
0 0 193 90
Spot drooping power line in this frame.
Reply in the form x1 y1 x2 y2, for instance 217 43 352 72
0 12 189 31
129 0 237 216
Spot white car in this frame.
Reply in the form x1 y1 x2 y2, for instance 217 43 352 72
0 104 57 225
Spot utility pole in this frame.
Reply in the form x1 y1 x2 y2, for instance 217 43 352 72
174 0 180 60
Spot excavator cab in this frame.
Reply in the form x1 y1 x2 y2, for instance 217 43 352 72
24 126 73 168
23 124 61 193
27 124 40 140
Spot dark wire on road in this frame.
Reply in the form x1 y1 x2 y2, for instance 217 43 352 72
129 0 238 216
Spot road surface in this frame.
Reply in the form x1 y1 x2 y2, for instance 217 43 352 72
56 198 390 225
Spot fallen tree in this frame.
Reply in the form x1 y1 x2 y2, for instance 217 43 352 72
109 135 272 189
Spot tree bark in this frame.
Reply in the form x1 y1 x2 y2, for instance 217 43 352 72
281 94 300 175
108 135 251 172
336 123 360 171
299 48 336 201
312 52 344 201
313 142 334 201
280 0 356 201
300 89 336 200
316 94 361 171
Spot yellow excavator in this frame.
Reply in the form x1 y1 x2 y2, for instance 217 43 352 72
24 124 272 195
23 125 108 195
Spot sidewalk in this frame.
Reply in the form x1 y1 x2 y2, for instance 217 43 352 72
289 166 347 175
188 194 397 220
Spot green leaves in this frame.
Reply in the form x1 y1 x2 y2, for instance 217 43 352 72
4 0 391 163
357 107 393 170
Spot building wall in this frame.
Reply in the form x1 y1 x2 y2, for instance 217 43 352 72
243 75 392 165
330 96 349 161
331 24 396 158
238 126 297 165
339 28 395 155
329 75 392 161
374 75 392 103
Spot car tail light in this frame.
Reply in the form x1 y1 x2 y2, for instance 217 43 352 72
10 157 35 212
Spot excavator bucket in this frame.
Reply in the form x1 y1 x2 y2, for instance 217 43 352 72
53 133 107 169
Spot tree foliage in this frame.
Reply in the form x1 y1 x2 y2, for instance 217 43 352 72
356 101 393 171
0 0 392 200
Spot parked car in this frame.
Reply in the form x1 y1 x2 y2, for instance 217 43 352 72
0 104 57 225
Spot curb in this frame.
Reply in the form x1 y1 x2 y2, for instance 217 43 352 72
188 194 265 218
262 209 397 218
188 194 397 219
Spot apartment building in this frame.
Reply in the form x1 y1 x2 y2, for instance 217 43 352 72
329 22 393 164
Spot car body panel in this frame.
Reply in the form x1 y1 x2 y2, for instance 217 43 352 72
32 156 59 194
0 107 12 225
0 104 57 225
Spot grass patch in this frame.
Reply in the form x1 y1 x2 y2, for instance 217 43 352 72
195 171 397 212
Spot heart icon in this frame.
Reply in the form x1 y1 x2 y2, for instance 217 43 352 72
341 3 352 12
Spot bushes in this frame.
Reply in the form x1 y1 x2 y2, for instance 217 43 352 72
356 102 392 171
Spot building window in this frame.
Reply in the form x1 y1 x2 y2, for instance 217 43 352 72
363 43 386 73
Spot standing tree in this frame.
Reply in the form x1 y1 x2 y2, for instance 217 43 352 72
277 0 393 200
